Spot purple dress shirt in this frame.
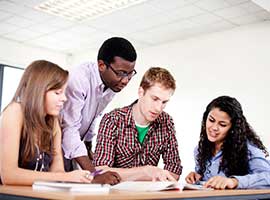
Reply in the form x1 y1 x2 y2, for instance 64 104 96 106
61 62 115 159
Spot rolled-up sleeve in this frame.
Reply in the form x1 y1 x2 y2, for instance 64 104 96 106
163 117 183 176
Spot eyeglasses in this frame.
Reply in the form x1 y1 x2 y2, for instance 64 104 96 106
104 61 137 79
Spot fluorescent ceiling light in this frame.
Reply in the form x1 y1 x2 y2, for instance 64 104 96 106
35 0 148 22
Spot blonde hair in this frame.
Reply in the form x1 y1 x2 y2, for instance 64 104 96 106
140 67 176 91
12 60 68 165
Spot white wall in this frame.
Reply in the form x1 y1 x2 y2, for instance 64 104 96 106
73 21 270 181
0 38 68 68
0 38 69 109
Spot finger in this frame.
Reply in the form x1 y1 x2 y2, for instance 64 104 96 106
185 176 192 183
195 173 202 182
165 172 176 182
111 172 121 182
205 178 214 188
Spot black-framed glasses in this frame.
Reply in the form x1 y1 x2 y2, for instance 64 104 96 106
104 61 137 79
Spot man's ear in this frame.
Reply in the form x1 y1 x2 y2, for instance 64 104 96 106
98 60 106 72
138 87 145 98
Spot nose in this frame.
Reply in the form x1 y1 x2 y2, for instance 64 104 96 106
211 123 219 131
61 93 67 102
154 101 163 113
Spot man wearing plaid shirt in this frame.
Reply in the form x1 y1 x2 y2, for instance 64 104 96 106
94 67 182 181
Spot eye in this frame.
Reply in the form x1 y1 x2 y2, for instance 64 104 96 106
209 118 215 122
55 90 62 95
220 124 227 127
116 71 127 77
152 97 158 101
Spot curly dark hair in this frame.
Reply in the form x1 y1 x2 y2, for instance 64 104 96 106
197 96 268 178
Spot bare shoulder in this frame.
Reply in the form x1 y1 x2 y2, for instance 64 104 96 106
1 102 23 123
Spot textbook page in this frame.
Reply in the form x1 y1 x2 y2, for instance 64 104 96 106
182 183 214 190
111 181 180 192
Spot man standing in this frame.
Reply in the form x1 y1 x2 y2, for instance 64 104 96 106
94 67 182 181
61 37 137 183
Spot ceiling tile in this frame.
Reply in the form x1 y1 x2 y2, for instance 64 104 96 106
229 13 262 25
225 0 249 6
214 5 249 18
147 0 190 11
4 16 36 28
27 23 61 35
194 0 231 11
19 8 54 23
44 17 76 29
167 5 206 21
129 19 198 44
26 35 61 47
239 1 265 13
0 10 12 21
0 22 18 35
0 0 28 14
9 0 46 7
189 13 224 25
229 9 270 25
3 28 43 42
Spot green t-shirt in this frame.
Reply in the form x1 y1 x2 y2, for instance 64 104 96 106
136 124 150 144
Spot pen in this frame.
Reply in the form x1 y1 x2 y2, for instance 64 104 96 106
90 169 103 177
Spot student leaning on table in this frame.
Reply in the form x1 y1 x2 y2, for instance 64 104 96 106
94 67 182 181
0 60 95 185
185 96 270 189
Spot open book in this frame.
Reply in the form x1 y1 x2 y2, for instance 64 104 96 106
111 181 180 192
32 181 110 193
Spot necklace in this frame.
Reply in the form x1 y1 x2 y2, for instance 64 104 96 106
34 144 45 171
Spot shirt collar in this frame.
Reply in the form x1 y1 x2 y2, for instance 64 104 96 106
95 62 115 95
125 99 161 129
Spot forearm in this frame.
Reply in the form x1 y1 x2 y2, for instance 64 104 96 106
99 166 149 181
75 156 95 172
98 165 178 181
234 172 270 189
1 168 70 186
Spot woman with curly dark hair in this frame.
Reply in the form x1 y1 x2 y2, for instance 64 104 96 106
185 95 270 189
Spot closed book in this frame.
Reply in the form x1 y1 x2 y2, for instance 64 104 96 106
32 181 110 194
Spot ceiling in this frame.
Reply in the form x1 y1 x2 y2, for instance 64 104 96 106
0 0 269 55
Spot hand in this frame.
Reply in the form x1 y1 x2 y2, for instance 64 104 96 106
66 170 93 183
143 165 176 182
91 171 121 185
185 172 202 184
204 176 238 189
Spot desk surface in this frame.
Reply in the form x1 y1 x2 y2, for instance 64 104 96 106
1 185 270 200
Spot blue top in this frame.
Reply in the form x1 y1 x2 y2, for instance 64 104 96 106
194 143 270 189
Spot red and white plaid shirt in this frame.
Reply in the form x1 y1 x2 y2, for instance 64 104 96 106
94 101 182 175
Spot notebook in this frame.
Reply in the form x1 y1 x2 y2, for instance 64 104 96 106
111 181 180 192
32 181 110 194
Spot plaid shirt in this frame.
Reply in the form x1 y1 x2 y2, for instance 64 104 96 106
94 102 182 175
